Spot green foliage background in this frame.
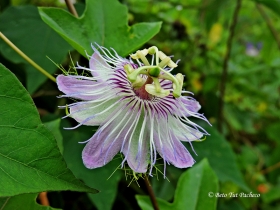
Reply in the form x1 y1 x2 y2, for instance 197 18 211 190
0 0 279 209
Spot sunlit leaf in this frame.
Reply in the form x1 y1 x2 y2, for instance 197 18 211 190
0 64 97 196
38 0 161 57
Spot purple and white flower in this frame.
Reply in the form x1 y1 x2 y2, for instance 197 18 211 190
57 44 209 176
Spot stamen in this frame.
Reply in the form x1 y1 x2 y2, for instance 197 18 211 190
128 46 183 98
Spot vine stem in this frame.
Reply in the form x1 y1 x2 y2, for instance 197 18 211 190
256 3 280 50
261 161 280 174
0 32 56 82
38 192 50 206
144 176 159 210
217 0 242 132
65 0 78 17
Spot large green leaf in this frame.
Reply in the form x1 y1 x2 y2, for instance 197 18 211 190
0 64 97 196
38 0 161 58
0 5 71 93
61 122 122 210
0 194 60 210
136 159 219 210
191 124 250 191
44 119 63 154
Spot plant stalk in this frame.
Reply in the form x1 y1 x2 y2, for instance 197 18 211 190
256 3 280 50
144 176 159 210
0 32 56 82
217 0 242 132
65 0 78 17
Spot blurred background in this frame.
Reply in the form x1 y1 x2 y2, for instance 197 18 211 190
0 0 280 209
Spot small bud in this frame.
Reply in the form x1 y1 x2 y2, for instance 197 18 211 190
149 67 160 77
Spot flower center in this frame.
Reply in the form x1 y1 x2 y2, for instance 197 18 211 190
133 77 153 100
124 46 184 99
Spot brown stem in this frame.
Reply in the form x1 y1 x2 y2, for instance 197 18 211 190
256 4 280 50
261 161 280 174
31 90 61 98
217 0 242 132
38 192 50 206
144 176 159 210
65 0 78 17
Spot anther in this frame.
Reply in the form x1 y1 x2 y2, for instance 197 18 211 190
158 51 178 68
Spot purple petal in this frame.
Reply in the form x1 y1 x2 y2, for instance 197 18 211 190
82 120 124 169
89 52 113 81
122 119 149 173
69 99 117 126
160 79 173 89
168 116 203 141
154 128 195 168
179 96 201 116
57 75 103 100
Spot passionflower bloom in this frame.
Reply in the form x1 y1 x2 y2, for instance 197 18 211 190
57 44 209 176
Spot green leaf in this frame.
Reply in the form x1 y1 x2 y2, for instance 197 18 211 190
38 0 161 58
61 122 122 210
44 119 63 154
0 193 60 210
262 185 280 203
0 5 71 93
191 124 250 191
0 63 97 196
136 159 219 210
203 0 231 31
265 122 280 142
253 0 280 16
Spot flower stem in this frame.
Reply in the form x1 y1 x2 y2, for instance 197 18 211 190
0 32 56 83
144 176 159 210
65 0 78 17
217 0 242 132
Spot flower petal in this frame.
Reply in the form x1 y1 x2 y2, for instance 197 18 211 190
168 115 203 141
57 75 105 100
154 117 195 168
89 52 113 81
82 120 124 169
69 98 118 126
122 111 149 173
179 96 201 116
